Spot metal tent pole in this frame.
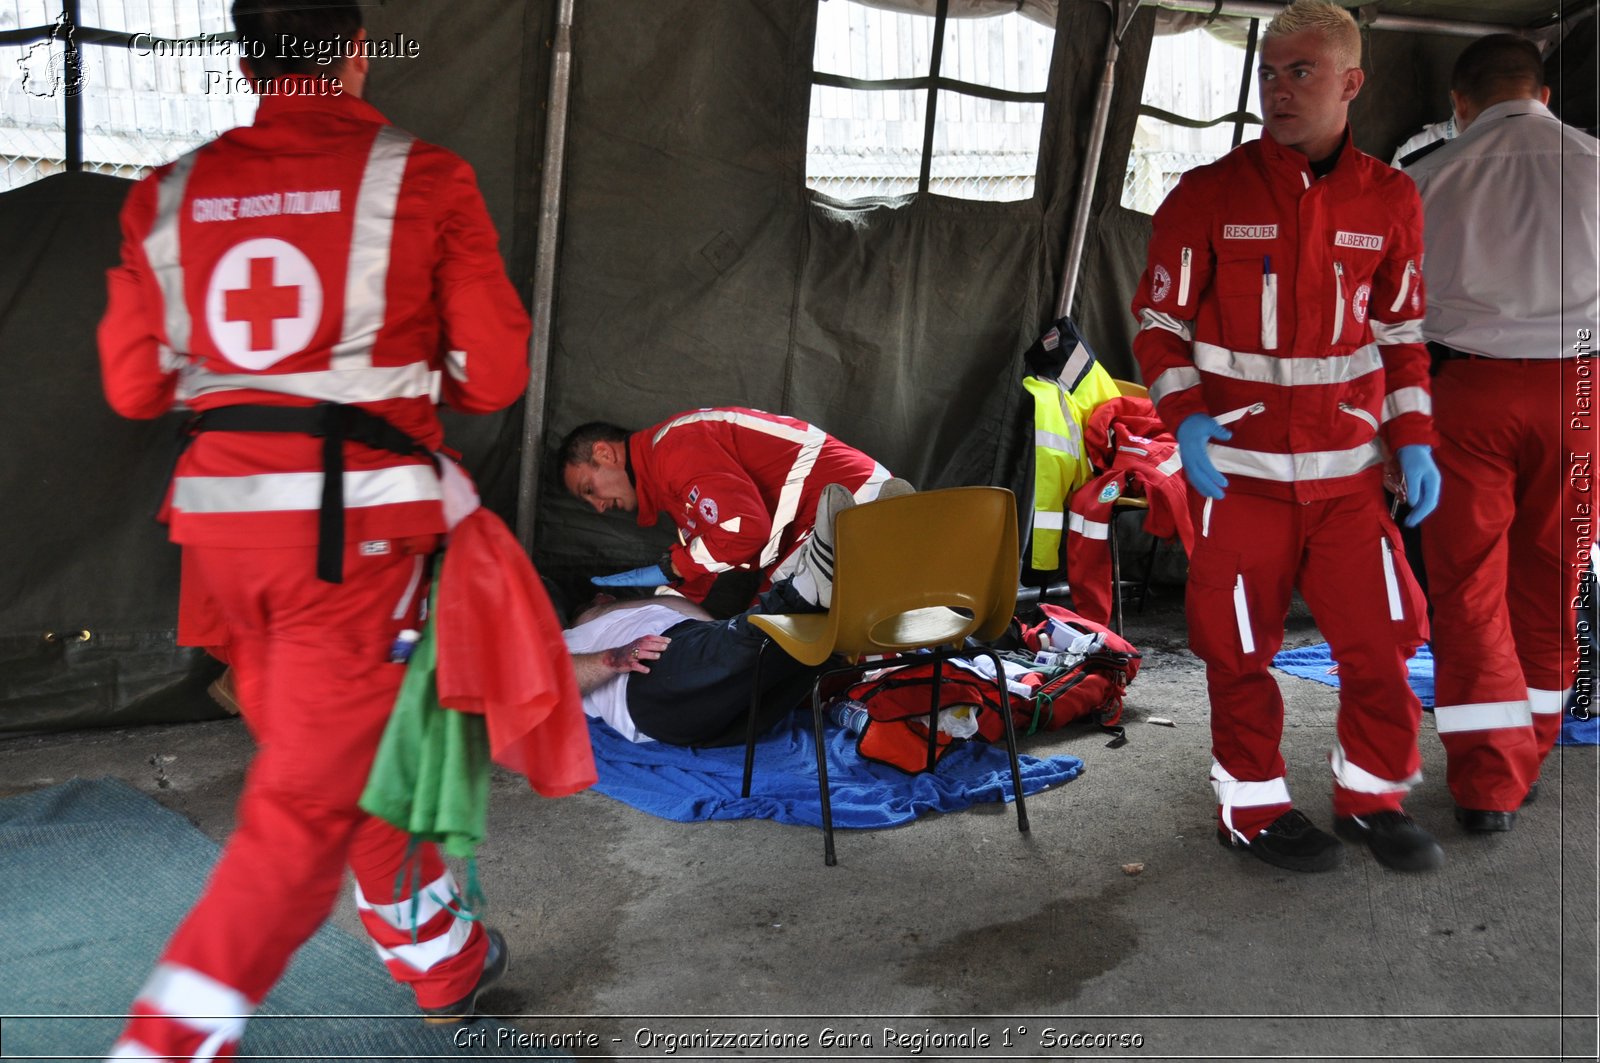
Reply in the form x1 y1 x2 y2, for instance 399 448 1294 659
516 0 576 555
1153 0 1523 37
1055 0 1140 320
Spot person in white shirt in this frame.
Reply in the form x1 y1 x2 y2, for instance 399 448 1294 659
1405 33 1600 832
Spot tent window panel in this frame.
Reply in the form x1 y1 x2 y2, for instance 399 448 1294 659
1122 26 1262 215
807 0 1052 203
807 85 927 200
928 90 1041 202
939 9 1052 94
1 0 251 191
813 0 935 80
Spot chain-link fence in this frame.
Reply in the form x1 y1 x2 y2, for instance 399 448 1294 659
807 146 1036 203
1121 148 1216 216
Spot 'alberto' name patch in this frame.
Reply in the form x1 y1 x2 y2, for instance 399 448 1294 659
1223 224 1277 240
1334 231 1384 250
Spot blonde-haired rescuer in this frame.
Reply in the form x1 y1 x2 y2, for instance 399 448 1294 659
97 0 530 1056
1131 0 1445 873
1406 33 1600 833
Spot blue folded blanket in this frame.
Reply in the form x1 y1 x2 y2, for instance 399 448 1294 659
1272 642 1598 746
586 714 1083 828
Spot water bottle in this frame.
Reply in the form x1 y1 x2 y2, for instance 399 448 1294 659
829 698 870 735
389 628 421 664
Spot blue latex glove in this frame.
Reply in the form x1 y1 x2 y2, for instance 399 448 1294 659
1396 444 1441 527
1176 412 1232 500
591 563 672 588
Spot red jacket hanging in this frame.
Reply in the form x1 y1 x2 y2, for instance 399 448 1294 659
1064 396 1194 627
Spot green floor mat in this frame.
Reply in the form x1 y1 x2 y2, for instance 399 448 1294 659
0 777 562 1061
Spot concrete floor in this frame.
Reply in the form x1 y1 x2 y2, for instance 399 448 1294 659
3 590 1596 1063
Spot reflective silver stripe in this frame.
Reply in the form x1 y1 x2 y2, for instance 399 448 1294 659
688 534 736 573
143 150 201 355
1232 574 1255 654
1033 510 1064 531
1156 452 1183 477
1149 365 1201 405
373 913 473 973
1382 386 1432 423
1210 441 1383 483
333 126 415 370
1380 539 1404 621
722 516 743 533
391 554 425 621
1035 428 1078 454
1061 342 1093 389
1389 259 1415 314
852 462 892 501
1210 760 1289 842
177 362 440 405
652 410 826 569
1434 699 1532 734
1528 687 1567 715
171 466 441 514
1372 317 1425 345
1338 403 1380 432
1331 743 1421 794
135 962 252 1038
1201 497 1213 537
157 342 186 374
444 348 468 382
1138 308 1193 342
355 869 457 929
1260 270 1278 350
1067 511 1109 540
1193 341 1383 388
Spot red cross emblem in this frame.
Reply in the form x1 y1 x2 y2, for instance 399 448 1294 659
223 256 300 351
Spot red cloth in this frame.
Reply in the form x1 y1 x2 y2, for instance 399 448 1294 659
629 407 888 601
97 81 530 548
1422 358 1590 811
1130 129 1434 504
435 508 597 798
1062 397 1193 626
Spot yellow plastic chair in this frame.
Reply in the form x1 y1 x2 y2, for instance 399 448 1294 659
737 486 1030 865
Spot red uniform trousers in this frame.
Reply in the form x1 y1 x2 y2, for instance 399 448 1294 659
110 538 487 1061
1186 488 1430 839
1421 357 1593 812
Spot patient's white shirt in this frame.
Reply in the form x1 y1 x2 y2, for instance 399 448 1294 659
563 604 687 743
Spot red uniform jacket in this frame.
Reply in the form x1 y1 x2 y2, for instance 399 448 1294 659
1064 397 1194 626
629 407 888 602
98 82 531 548
1130 130 1434 503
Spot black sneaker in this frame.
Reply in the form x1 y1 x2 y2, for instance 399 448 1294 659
1335 811 1445 872
421 927 509 1025
1216 809 1344 872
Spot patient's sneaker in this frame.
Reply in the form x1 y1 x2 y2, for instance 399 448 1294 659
791 483 856 608
872 476 915 502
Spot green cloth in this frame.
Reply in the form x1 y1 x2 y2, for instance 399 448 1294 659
360 604 490 861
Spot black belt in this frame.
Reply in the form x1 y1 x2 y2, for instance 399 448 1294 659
183 403 432 584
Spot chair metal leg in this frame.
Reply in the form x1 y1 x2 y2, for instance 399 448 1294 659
1136 535 1160 615
1109 509 1125 636
740 638 773 798
809 675 837 866
978 647 1029 834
